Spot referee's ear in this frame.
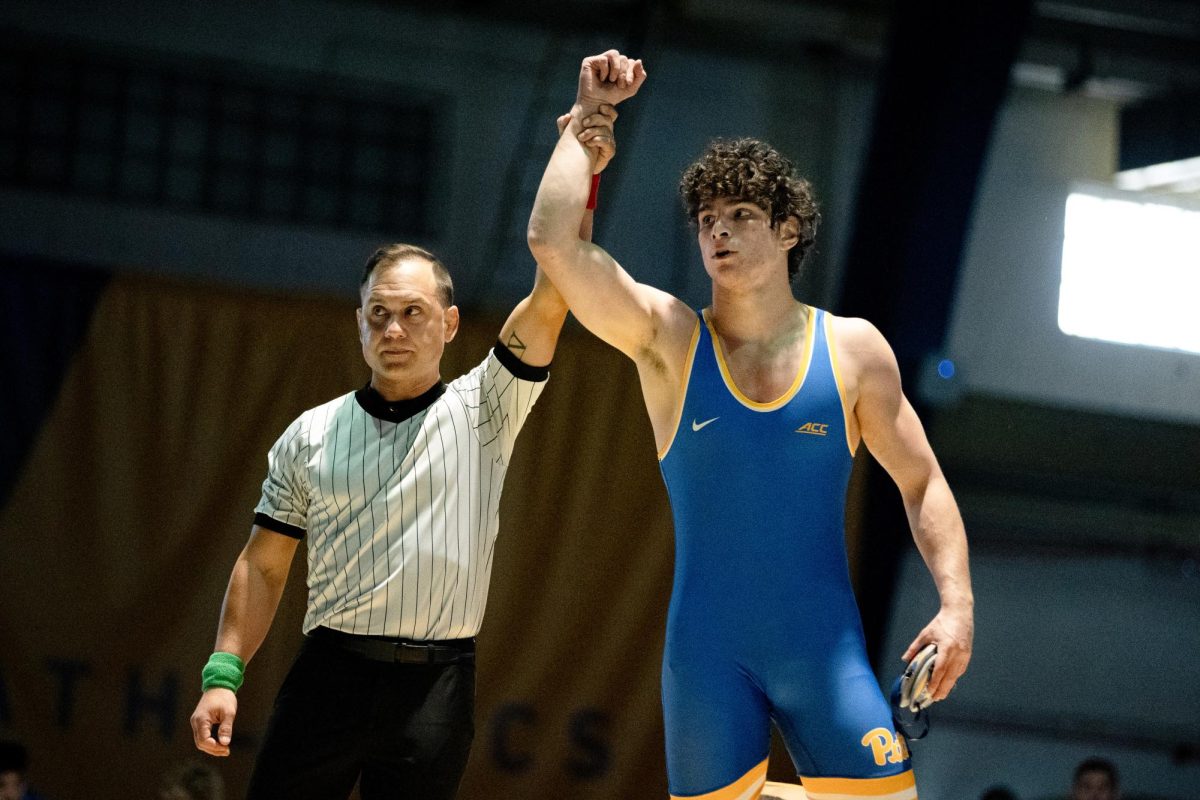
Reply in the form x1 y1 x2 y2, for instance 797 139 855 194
443 304 460 343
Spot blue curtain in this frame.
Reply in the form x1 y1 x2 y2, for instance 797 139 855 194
0 254 110 505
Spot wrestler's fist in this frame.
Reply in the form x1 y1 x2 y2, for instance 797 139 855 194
576 50 646 111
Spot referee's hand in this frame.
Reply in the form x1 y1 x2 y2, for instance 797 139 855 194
191 688 238 756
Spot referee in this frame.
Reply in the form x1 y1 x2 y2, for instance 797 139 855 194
188 112 616 799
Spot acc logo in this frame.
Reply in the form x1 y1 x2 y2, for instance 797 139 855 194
861 727 910 766
795 422 828 436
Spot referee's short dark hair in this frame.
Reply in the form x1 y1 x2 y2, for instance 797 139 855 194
361 243 454 308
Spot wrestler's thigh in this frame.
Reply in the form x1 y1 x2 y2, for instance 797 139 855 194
772 660 910 781
662 657 772 798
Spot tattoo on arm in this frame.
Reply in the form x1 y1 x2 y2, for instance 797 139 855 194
506 332 527 355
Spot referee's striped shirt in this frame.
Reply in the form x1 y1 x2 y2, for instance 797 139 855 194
253 343 548 641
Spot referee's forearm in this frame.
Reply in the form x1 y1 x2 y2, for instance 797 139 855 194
529 266 568 316
212 550 289 663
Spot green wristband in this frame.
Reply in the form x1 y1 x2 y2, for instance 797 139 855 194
201 651 245 693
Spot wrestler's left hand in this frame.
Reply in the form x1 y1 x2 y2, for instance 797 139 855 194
902 604 972 702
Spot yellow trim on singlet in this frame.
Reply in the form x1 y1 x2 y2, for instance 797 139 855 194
800 769 917 800
704 306 815 412
657 318 703 461
671 757 769 800
823 312 857 457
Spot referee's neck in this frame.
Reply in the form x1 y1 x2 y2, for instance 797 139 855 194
370 374 442 402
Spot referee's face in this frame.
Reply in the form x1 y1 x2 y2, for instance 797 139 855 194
356 258 460 399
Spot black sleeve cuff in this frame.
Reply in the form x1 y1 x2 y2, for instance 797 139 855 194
253 512 305 539
493 341 550 382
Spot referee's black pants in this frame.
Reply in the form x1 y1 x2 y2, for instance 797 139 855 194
245 633 475 800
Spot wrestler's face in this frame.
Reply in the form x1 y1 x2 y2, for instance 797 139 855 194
1071 771 1117 800
696 197 798 289
357 258 459 397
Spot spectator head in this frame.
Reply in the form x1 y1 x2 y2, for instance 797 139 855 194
0 741 28 800
158 759 225 800
1072 757 1119 800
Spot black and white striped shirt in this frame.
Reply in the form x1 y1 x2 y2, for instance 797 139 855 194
253 344 548 640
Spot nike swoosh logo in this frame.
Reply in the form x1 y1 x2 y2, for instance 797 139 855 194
691 417 719 432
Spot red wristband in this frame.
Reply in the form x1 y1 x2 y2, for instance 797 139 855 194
586 173 600 210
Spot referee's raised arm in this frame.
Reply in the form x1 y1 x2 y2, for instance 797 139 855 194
498 104 619 368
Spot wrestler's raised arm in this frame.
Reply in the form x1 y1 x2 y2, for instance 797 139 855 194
527 50 696 445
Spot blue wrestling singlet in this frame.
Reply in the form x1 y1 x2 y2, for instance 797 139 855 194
657 307 916 800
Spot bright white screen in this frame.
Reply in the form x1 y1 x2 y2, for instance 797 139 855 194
1059 190 1200 354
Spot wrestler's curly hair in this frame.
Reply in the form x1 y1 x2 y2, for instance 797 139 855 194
679 138 820 281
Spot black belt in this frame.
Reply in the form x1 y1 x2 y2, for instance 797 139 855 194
310 626 475 665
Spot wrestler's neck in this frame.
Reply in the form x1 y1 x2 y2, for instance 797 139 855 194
708 275 805 347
